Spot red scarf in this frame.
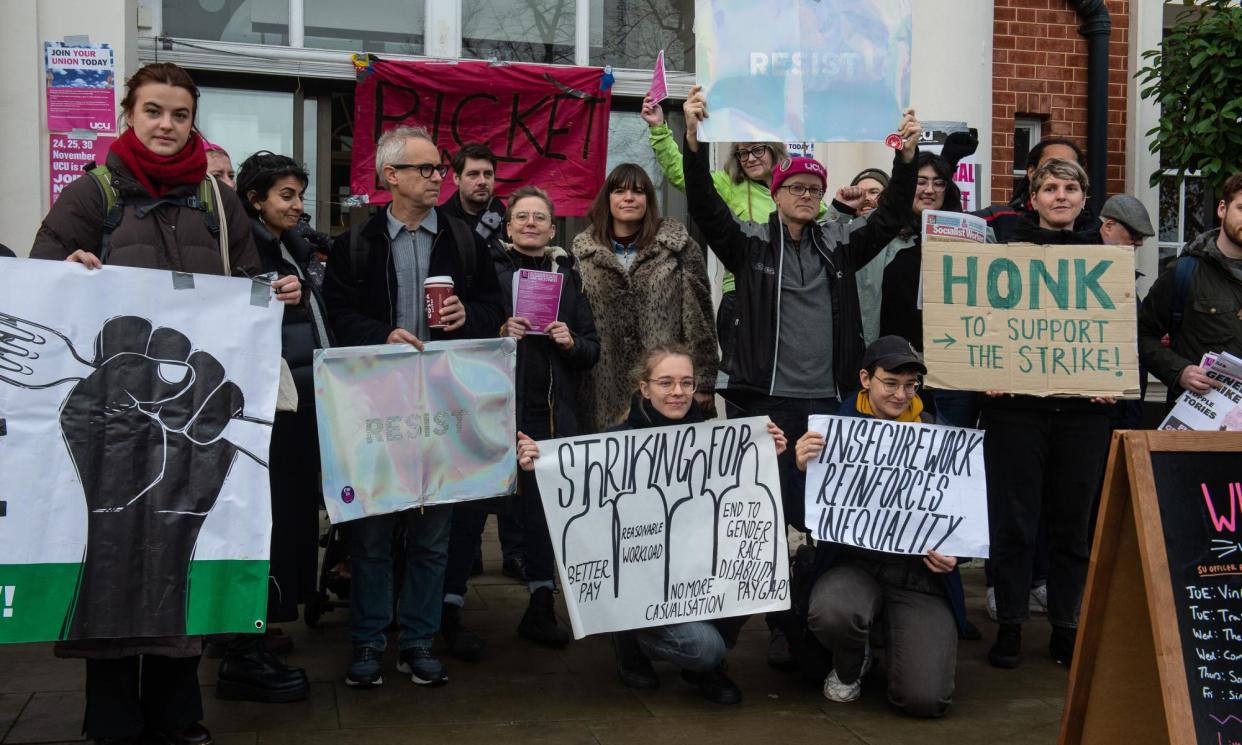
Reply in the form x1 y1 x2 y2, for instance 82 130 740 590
109 128 207 197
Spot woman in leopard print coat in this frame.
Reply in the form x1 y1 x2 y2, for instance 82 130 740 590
572 163 719 433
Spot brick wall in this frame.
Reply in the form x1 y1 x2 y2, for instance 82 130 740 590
991 0 1130 206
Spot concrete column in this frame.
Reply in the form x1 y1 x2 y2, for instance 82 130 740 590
0 0 135 255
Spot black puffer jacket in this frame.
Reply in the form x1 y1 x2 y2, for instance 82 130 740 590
683 142 918 397
492 243 600 438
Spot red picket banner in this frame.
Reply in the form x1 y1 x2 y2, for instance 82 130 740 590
351 59 612 216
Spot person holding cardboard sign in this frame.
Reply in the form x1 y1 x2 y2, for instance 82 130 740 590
794 336 963 718
517 344 786 705
980 158 1115 671
681 84 921 669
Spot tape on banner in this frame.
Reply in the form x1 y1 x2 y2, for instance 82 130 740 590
250 279 272 307
171 272 195 290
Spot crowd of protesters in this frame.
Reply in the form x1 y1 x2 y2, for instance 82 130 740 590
16 61 1242 744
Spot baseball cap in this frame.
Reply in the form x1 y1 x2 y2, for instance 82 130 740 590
770 156 828 197
1100 194 1155 239
861 335 927 375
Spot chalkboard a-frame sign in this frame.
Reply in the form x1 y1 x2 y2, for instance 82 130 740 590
1060 431 1242 745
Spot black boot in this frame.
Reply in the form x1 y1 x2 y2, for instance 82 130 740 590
1050 625 1077 665
144 723 213 745
216 636 309 703
988 622 1022 669
681 664 742 705
517 587 569 648
440 603 486 661
612 631 659 690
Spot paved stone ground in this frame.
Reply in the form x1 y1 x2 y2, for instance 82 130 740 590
0 520 1069 744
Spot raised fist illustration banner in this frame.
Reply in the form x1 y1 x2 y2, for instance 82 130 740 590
1 313 271 639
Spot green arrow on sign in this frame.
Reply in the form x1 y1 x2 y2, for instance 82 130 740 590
932 333 957 348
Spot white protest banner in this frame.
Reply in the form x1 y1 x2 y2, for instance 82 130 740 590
1160 352 1242 432
804 415 989 558
314 339 517 524
695 0 911 143
921 240 1140 397
0 258 283 643
533 416 789 638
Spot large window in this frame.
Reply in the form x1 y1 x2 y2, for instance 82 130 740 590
461 0 576 64
1158 174 1216 265
163 0 289 45
302 1 423 55
161 0 695 71
589 0 694 71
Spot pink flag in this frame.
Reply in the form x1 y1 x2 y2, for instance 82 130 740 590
648 50 668 104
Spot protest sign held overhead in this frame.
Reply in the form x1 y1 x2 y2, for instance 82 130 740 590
803 415 989 558
351 58 612 215
314 339 518 524
533 417 789 638
0 259 283 643
694 0 911 143
921 240 1140 397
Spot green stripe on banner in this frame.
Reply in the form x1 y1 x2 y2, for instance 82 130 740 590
0 560 269 644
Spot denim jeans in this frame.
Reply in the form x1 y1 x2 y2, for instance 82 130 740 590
348 505 452 651
635 622 727 673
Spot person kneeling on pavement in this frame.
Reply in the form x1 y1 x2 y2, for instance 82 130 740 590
517 344 787 705
795 337 960 718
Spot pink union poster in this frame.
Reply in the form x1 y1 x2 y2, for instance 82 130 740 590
50 134 114 205
45 42 116 134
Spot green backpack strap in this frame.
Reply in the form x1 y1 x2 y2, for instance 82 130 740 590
85 164 123 263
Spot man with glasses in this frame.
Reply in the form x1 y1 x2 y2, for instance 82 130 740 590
681 85 922 669
323 125 504 690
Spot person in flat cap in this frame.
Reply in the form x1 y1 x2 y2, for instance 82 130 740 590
795 335 967 717
1099 194 1155 247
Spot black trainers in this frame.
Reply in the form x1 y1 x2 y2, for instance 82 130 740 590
344 646 384 688
440 603 486 661
1050 625 1077 665
988 622 1022 669
517 587 570 648
396 646 448 685
680 664 742 705
612 631 659 690
216 637 309 703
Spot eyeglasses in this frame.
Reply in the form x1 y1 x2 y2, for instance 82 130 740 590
917 177 949 191
876 378 921 395
780 184 825 198
647 377 697 393
734 145 770 162
389 162 449 179
510 211 551 225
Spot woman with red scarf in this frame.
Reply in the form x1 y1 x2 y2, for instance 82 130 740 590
32 62 302 745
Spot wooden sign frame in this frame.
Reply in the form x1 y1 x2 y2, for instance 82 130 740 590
1060 431 1242 745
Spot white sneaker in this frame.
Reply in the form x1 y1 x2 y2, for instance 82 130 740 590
986 586 998 621
823 669 861 703
1029 583 1048 614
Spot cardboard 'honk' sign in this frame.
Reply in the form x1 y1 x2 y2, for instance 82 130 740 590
921 240 1140 398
